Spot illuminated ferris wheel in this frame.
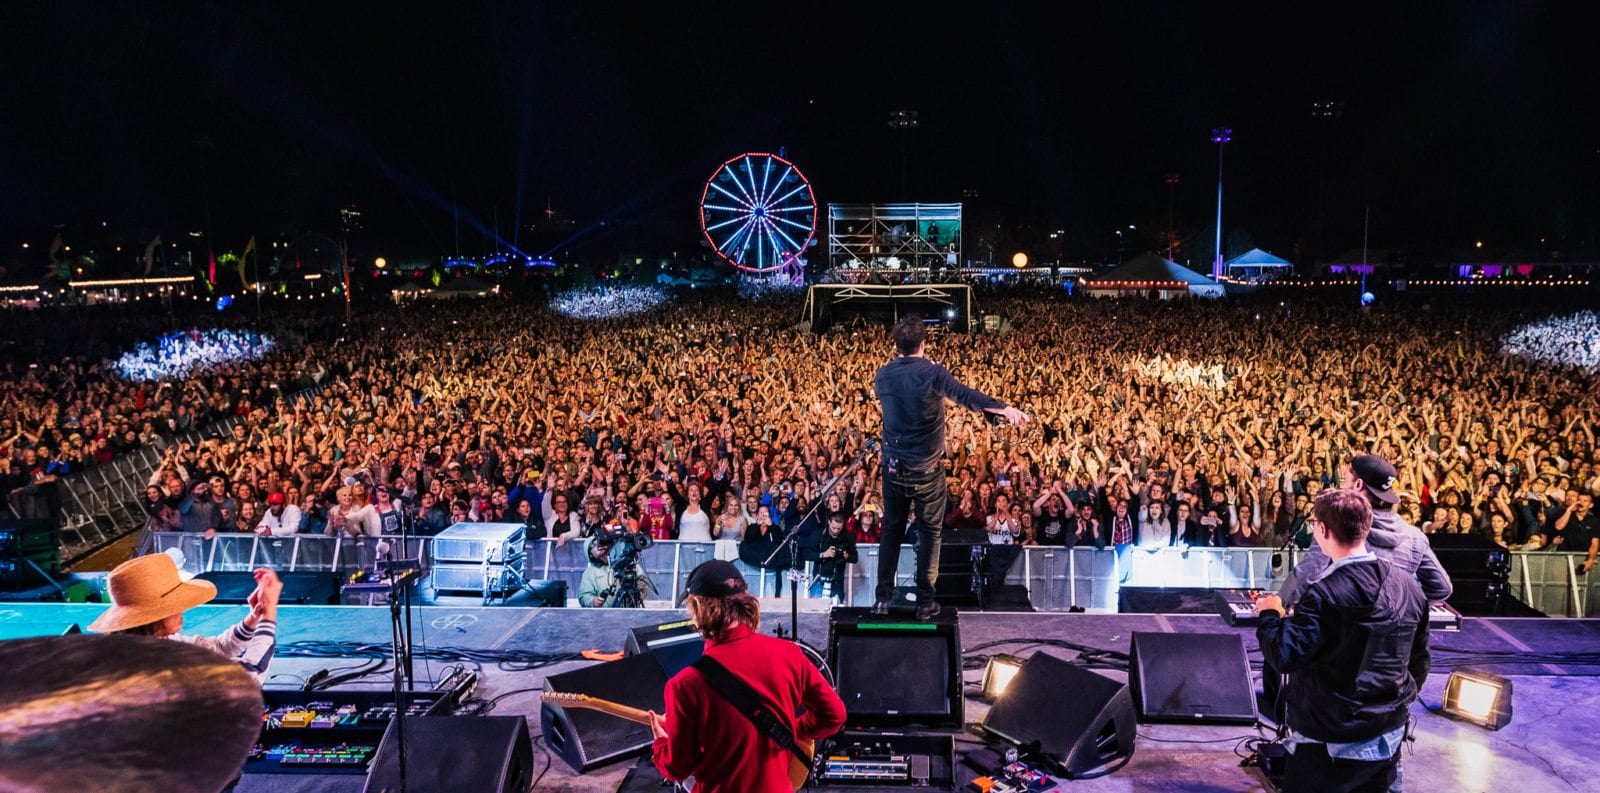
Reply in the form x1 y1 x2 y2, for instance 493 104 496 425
699 152 817 273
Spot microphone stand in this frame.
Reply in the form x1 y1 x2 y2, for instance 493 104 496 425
346 559 419 793
762 440 878 643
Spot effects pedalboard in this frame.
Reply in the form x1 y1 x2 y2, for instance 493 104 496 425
814 733 954 788
821 746 927 784
972 762 1058 793
245 689 448 775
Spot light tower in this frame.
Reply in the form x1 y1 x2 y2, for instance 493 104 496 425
1209 127 1232 279
1165 173 1181 261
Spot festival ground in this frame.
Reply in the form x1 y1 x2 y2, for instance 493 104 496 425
3 603 1596 792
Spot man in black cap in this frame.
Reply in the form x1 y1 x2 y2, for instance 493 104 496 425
874 314 1029 619
1280 454 1452 606
1254 489 1430 793
648 561 846 793
1267 453 1451 793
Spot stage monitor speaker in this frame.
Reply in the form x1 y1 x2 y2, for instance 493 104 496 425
1128 632 1257 723
1117 586 1227 614
542 652 670 772
623 618 704 678
828 606 962 729
0 518 60 584
196 571 341 605
361 715 531 793
980 652 1136 779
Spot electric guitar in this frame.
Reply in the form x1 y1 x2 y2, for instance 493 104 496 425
540 691 813 791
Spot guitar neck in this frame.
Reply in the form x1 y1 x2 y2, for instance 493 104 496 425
550 696 653 726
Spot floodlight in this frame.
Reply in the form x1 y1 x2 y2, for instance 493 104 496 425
981 653 1026 701
1440 669 1513 730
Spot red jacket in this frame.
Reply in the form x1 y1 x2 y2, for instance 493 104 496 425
652 624 846 793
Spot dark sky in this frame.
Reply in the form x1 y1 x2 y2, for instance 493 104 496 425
1 2 1596 264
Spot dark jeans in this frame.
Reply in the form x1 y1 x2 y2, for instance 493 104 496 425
1285 741 1398 793
876 461 947 602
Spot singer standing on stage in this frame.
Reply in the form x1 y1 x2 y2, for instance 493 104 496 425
873 315 1028 619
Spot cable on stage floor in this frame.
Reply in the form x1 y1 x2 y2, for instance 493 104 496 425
961 637 1132 675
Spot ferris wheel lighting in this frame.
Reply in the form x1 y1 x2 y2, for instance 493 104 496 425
700 152 817 274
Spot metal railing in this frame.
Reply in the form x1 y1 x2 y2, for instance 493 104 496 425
131 533 1600 616
27 385 330 564
41 415 250 561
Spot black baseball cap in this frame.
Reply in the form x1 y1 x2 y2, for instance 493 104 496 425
1350 454 1399 505
684 560 747 598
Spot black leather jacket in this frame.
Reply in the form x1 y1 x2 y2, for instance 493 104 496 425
874 356 1005 471
1257 557 1430 743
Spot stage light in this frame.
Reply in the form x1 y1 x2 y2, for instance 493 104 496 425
1012 252 1028 268
1440 670 1513 730
981 653 1026 701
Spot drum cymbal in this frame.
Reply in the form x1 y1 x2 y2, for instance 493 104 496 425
0 634 264 793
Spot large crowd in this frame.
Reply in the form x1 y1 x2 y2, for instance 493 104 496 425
5 290 1600 578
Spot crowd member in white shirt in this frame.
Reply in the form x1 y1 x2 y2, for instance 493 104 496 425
255 492 303 537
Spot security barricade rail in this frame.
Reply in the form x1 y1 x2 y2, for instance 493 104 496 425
134 533 1600 617
21 384 330 564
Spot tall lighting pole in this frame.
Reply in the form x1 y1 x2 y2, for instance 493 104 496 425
888 110 919 195
1165 173 1181 260
1209 127 1232 279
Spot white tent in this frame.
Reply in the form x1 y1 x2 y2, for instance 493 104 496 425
1224 248 1294 281
1083 253 1225 299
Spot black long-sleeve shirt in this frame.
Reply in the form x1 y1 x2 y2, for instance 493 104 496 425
874 356 1005 471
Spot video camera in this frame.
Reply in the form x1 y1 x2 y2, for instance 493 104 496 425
594 525 654 607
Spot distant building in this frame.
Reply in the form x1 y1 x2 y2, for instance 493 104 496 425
339 205 364 236
1443 247 1587 279
1317 248 1399 277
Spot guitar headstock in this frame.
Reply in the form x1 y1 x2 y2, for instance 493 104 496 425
540 692 593 706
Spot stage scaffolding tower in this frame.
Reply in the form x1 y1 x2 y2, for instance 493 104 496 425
827 203 962 283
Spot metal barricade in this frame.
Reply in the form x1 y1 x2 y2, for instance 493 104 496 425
46 387 329 564
120 534 1600 616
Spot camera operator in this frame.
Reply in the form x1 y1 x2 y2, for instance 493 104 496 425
577 537 620 607
810 513 859 602
577 524 655 607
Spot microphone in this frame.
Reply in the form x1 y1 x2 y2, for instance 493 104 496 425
302 668 331 691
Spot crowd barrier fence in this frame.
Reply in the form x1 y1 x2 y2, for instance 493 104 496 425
134 533 1600 617
12 385 329 564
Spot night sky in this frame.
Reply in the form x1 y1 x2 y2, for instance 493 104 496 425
1 2 1596 265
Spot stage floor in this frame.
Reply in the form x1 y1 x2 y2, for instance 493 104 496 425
2 603 1597 792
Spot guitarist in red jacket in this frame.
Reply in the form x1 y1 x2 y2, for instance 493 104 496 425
649 561 846 792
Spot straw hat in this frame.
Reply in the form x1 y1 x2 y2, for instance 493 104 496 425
88 553 216 633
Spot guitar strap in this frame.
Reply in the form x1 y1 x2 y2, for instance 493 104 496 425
690 655 812 768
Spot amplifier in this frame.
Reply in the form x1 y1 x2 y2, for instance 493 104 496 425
431 562 522 593
431 522 525 563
